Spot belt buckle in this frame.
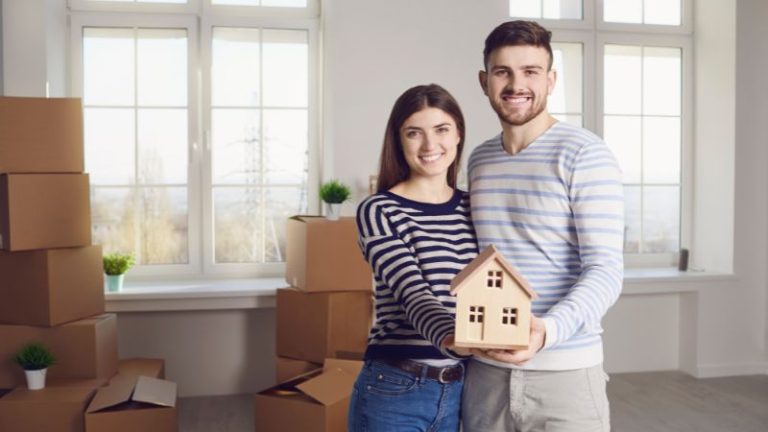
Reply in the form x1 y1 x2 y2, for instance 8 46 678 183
437 367 451 384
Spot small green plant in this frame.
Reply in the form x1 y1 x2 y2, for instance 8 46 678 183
103 252 136 276
14 343 56 371
319 180 351 204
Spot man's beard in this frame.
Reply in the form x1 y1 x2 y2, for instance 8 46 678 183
492 93 547 127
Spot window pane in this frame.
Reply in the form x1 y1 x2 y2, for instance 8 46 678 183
212 0 308 6
265 187 308 262
138 109 188 184
212 27 260 107
264 109 308 184
604 0 642 23
85 108 135 185
543 0 582 19
642 117 680 184
603 115 641 183
214 187 263 263
604 45 641 115
623 186 641 253
83 28 134 106
644 0 681 25
263 29 308 107
212 109 261 185
139 187 188 264
549 42 582 115
509 0 542 18
91 187 137 255
643 47 681 116
642 186 679 253
137 29 187 106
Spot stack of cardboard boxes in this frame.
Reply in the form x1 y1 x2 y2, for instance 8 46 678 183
254 216 375 432
0 97 177 432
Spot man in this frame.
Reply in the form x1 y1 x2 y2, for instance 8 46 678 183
463 20 624 432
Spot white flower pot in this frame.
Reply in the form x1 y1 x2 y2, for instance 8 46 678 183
25 368 47 390
105 274 125 293
325 203 341 221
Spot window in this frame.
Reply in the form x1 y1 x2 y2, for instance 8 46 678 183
70 0 318 278
510 0 692 266
469 306 485 323
502 307 518 325
487 270 503 288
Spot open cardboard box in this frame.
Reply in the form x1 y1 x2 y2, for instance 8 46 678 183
115 358 165 380
254 358 363 432
285 216 372 292
276 356 322 384
276 287 372 364
0 96 84 174
0 173 91 251
85 375 177 432
0 245 104 327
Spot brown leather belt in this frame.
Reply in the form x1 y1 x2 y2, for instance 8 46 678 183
377 358 464 383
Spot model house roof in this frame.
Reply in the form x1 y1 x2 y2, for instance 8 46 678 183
450 244 538 300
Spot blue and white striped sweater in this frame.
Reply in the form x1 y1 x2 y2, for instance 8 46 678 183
356 190 478 360
468 121 624 370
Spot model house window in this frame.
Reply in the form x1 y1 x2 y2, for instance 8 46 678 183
509 0 691 266
502 307 518 325
469 306 485 323
72 0 318 278
487 270 503 288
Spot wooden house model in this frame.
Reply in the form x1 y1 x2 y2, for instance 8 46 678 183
450 245 538 349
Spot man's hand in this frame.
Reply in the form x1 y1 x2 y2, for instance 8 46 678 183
471 316 546 366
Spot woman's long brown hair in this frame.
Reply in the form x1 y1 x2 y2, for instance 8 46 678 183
375 84 466 193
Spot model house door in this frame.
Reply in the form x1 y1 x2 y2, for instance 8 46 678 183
468 306 485 340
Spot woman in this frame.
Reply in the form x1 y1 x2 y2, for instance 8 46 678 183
348 84 478 432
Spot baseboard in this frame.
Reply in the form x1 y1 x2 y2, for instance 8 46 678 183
692 361 768 378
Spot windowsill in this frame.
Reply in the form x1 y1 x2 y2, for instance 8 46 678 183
105 268 736 312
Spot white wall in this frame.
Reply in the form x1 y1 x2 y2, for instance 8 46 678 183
1 0 765 397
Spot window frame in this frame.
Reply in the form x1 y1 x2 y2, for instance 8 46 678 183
513 1 693 268
69 2 319 280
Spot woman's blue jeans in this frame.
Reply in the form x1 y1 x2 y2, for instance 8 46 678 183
348 360 464 432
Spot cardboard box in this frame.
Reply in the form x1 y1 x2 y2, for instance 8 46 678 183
85 375 177 432
116 358 165 380
285 216 373 292
0 385 97 432
276 356 322 384
276 288 372 364
0 245 104 326
0 97 84 174
0 173 91 251
0 314 118 388
254 359 363 432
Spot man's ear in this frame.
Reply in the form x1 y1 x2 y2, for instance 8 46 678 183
547 68 557 96
479 70 489 96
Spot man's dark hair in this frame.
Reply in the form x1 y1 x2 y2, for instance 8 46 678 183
483 20 554 70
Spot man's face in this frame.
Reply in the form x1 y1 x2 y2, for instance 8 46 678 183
479 45 556 127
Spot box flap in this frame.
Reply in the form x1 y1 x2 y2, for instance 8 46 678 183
132 376 177 408
86 375 136 413
296 368 356 406
323 358 364 376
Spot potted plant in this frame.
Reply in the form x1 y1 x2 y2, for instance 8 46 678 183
319 180 351 221
103 252 136 293
14 342 56 390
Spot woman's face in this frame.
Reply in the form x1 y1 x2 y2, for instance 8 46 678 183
399 107 460 182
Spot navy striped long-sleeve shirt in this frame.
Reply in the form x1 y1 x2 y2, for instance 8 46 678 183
356 189 478 360
469 121 624 371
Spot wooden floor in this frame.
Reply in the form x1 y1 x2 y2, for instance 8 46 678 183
178 371 768 432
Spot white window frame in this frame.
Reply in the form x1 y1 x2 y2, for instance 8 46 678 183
69 1 319 280
512 0 693 268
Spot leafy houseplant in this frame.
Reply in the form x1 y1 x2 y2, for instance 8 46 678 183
103 252 136 293
14 342 56 390
319 180 351 221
